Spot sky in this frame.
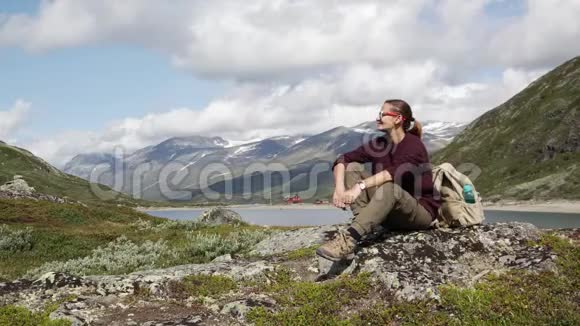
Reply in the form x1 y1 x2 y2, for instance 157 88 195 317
1 0 579 167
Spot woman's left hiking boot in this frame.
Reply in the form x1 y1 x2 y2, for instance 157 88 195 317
316 231 357 261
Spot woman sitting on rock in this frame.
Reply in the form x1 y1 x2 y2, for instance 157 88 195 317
316 99 441 261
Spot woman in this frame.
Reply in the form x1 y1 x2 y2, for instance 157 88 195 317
316 99 440 261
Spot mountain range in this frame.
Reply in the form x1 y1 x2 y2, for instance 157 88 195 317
3 57 578 204
63 120 467 202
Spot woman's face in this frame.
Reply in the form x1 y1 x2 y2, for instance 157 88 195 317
376 103 403 131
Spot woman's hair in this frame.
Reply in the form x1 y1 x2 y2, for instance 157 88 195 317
384 99 423 138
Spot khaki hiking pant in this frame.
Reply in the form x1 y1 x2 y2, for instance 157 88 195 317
343 163 433 236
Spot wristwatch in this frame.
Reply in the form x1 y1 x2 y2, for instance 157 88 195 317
357 180 366 190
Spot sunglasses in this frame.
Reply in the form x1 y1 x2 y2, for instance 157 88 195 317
376 110 405 122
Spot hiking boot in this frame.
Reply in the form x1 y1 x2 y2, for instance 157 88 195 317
316 231 357 261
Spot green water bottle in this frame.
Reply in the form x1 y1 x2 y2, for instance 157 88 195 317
463 184 476 204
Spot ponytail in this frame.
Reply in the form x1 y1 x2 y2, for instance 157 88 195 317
407 119 422 138
384 99 422 138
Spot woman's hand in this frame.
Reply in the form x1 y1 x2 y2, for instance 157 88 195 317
342 186 362 205
332 189 347 208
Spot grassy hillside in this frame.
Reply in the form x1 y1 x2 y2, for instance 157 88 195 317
0 198 275 281
433 56 580 201
0 142 149 205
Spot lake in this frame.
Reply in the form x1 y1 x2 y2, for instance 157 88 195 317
145 206 580 229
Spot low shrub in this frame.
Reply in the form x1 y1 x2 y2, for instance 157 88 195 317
0 305 71 326
185 230 271 261
0 224 33 252
130 218 203 232
25 235 169 278
286 246 317 260
247 270 372 325
168 274 238 299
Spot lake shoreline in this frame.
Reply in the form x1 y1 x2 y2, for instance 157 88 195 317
139 200 580 214
482 200 580 214
137 203 342 212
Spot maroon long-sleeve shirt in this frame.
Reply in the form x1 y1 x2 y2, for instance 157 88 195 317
332 133 440 220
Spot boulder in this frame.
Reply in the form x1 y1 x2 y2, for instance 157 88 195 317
198 207 245 225
317 222 557 300
0 175 35 194
250 225 337 256
0 176 74 204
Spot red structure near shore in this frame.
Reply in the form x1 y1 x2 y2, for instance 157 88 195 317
285 194 303 204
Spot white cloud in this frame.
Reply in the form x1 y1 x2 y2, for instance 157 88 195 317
0 0 192 51
22 130 97 168
0 100 30 141
0 0 517 78
489 0 580 68
2 0 577 79
2 0 576 166
23 62 546 167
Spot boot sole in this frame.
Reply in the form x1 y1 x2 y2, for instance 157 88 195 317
315 248 355 262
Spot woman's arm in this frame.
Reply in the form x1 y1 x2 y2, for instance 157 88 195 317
333 163 347 193
331 141 374 206
341 169 392 204
360 170 392 188
332 163 348 208
332 137 387 205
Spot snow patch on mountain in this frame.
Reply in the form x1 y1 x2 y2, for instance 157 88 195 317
233 143 258 155
224 138 264 148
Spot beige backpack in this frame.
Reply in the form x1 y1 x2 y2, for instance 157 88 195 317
431 162 485 228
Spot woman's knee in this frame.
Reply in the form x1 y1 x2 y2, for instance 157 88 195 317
344 164 367 188
345 162 365 172
372 182 396 201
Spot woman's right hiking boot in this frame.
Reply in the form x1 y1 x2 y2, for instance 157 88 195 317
316 231 357 261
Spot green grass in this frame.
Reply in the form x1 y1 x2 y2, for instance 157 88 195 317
0 199 155 279
0 199 281 280
168 274 238 299
247 269 373 325
0 198 156 226
286 245 317 260
0 302 72 326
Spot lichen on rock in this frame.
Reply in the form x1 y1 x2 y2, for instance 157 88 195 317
345 222 557 301
197 207 245 225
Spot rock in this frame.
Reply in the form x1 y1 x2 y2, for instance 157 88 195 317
250 225 337 256
212 254 233 262
0 176 73 204
33 272 86 289
0 279 33 297
220 300 251 319
49 308 89 326
198 207 244 225
316 222 556 301
82 260 275 296
221 294 277 320
317 256 357 278
307 266 319 274
0 175 35 193
187 315 203 323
